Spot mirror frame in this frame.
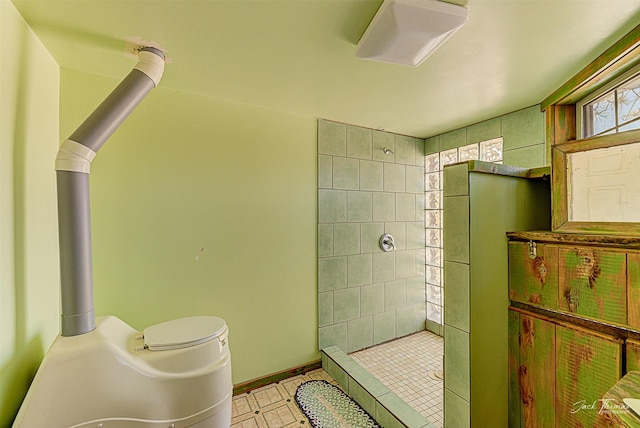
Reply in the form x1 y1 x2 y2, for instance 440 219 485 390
542 23 640 235
552 129 640 234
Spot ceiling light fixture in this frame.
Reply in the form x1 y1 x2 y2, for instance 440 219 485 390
356 0 468 67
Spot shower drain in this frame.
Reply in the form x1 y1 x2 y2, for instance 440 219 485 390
428 370 444 381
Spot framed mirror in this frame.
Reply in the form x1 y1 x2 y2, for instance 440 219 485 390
552 128 640 234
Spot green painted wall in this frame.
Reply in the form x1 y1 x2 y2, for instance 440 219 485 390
0 1 60 426
59 68 319 384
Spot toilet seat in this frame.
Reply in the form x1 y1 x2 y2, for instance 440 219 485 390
143 316 227 351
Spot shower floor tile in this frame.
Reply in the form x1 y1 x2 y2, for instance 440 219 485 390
349 330 444 427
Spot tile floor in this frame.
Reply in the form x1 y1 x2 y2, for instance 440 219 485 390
231 330 443 428
231 368 337 427
349 331 444 427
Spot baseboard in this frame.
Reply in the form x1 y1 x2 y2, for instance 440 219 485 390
233 359 322 396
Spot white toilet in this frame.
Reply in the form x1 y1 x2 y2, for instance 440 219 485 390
12 315 232 427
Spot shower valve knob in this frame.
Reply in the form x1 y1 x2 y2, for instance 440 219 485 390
379 234 396 252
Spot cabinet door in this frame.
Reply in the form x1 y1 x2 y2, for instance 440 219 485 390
509 242 559 308
510 310 556 428
556 324 622 428
626 338 640 372
558 247 627 324
627 252 640 330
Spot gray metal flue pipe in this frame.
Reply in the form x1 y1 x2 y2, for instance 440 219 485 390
56 47 165 336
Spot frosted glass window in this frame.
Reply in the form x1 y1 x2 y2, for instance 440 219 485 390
480 137 503 162
426 210 441 228
426 303 441 323
426 247 441 267
425 172 440 191
440 148 458 167
427 284 441 304
458 143 479 161
426 228 441 247
426 266 441 286
426 191 441 209
425 153 440 172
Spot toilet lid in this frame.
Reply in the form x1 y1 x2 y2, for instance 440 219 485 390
143 316 227 351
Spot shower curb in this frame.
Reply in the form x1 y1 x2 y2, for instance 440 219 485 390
321 346 437 428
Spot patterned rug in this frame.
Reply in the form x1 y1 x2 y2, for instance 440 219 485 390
294 380 381 428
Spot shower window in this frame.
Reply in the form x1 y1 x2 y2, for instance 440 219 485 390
425 138 503 326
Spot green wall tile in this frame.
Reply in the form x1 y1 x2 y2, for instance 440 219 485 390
405 165 425 193
397 303 426 337
378 392 430 427
361 283 384 316
443 196 469 264
445 388 470 428
325 357 349 390
425 319 443 336
440 128 466 150
416 195 425 221
334 223 360 256
347 254 373 287
361 223 385 253
347 191 372 222
384 222 406 250
318 189 346 223
347 125 372 159
406 222 424 250
384 279 406 310
318 291 333 327
444 325 470 401
360 160 384 191
318 256 347 292
318 224 333 257
425 136 440 155
333 157 359 190
396 250 417 278
318 120 346 156
374 311 396 344
373 252 395 282
319 323 347 351
395 135 416 165
350 367 391 398
467 118 501 144
347 316 373 352
444 261 469 332
334 288 360 323
406 276 426 305
415 139 426 165
501 105 544 150
318 154 333 189
348 377 376 417
373 131 395 162
443 163 469 197
372 192 395 222
383 163 405 192
375 399 404 428
503 144 546 168
417 249 426 277
395 193 416 221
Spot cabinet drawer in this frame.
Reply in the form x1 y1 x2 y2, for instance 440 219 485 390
558 247 627 325
509 242 559 309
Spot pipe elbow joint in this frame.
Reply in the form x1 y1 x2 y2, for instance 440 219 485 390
55 140 97 174
134 47 165 87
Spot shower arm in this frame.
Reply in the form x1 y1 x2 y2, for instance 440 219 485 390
55 47 165 337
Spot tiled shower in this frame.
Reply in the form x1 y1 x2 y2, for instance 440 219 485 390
317 119 427 353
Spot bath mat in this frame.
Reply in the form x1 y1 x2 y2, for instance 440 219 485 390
295 380 381 428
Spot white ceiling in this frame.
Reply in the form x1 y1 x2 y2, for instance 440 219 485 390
11 0 640 138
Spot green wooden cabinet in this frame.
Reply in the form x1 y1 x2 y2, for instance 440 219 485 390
508 242 559 308
509 308 622 428
558 247 627 325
